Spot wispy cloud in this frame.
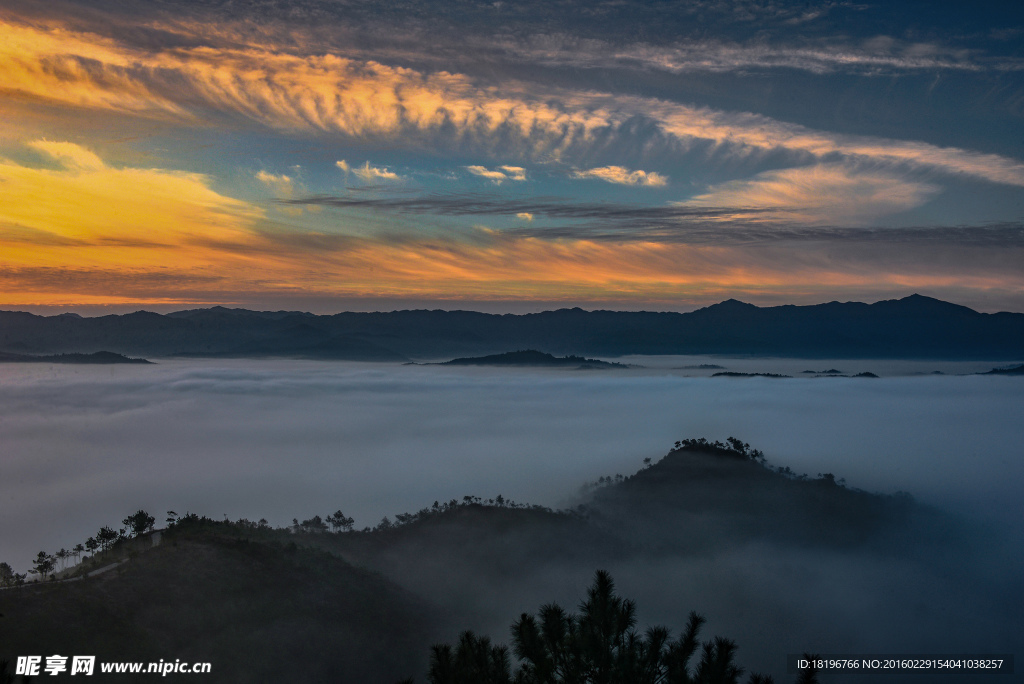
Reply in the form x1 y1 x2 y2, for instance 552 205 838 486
573 166 667 186
339 161 403 183
467 165 527 183
256 170 294 196
682 164 939 225
500 166 527 181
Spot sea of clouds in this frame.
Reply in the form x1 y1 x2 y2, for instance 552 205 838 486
2 358 1021 680
2 358 1021 568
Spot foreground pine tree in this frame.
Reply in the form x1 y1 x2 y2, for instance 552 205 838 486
420 570 819 684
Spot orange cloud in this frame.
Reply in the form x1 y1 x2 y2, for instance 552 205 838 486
352 162 403 182
0 140 263 275
573 165 667 186
466 165 527 183
0 19 184 116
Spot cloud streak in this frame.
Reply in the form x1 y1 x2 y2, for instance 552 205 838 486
488 33 1024 76
283 193 744 224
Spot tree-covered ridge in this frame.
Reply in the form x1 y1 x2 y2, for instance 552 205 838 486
2 510 158 586
3 436 912 582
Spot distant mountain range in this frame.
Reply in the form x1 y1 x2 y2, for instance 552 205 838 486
1 294 1022 360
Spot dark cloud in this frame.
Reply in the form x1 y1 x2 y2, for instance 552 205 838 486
282 193 743 221
520 222 1024 246
0 266 224 292
283 194 1024 246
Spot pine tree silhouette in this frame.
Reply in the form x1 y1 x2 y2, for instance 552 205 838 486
424 571 783 684
795 654 819 684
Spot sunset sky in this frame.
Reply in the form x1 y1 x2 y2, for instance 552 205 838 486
2 0 1023 313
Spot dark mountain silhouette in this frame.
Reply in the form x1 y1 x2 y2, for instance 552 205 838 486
1 294 1022 359
441 350 627 369
0 351 150 364
583 440 925 550
711 372 790 378
984 363 1024 375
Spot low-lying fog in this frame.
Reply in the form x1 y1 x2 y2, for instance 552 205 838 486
1 357 1021 680
1 358 1020 567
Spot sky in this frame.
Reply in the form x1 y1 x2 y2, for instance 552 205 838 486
2 0 1024 313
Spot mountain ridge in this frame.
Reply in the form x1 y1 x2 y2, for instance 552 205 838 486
1 294 1022 360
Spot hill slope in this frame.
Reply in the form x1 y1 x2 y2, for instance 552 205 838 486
0 528 432 683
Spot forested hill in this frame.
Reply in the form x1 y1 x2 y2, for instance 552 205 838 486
2 294 1022 360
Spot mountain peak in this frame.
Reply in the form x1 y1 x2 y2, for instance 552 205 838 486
704 298 758 312
876 294 979 316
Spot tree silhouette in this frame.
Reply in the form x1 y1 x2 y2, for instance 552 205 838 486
794 655 819 684
95 525 119 552
123 510 156 538
426 571 777 684
0 562 26 587
326 510 355 532
430 632 513 684
31 551 55 580
694 637 743 684
1 658 19 684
